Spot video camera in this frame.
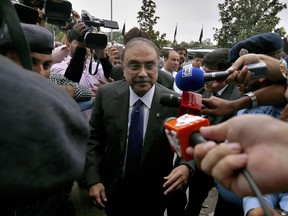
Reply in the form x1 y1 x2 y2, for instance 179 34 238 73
78 10 119 50
12 0 72 26
11 0 119 50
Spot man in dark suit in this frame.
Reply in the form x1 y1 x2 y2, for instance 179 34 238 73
110 27 174 90
185 48 242 216
84 37 193 216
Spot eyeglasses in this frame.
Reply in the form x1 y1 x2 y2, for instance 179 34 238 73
126 62 157 72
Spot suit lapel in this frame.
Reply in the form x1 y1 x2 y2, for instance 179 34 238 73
113 81 130 155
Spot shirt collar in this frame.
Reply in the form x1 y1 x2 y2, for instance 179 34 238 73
129 85 155 109
216 84 228 96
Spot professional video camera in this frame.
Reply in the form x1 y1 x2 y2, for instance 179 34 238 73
12 0 72 26
79 10 119 50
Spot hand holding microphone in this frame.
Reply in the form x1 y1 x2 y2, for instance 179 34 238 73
175 62 267 91
163 114 273 216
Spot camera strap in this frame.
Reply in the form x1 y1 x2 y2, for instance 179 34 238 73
88 49 100 76
0 0 32 70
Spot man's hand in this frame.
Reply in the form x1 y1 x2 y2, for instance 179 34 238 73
247 207 282 216
88 183 107 209
163 165 189 195
201 96 237 116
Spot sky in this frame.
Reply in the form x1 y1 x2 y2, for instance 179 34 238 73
68 0 288 45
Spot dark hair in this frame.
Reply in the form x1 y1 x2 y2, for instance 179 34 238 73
193 52 204 59
65 29 80 43
123 27 151 45
174 47 187 55
202 48 231 71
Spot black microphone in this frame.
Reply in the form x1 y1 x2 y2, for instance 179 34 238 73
160 93 207 110
204 62 267 81
160 92 203 116
160 93 181 108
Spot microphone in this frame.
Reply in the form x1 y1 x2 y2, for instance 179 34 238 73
163 114 210 161
176 62 267 91
160 91 202 116
159 93 181 108
163 114 273 216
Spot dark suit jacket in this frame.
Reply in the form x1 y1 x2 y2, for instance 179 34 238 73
186 83 242 216
197 83 241 125
110 65 174 90
85 80 193 209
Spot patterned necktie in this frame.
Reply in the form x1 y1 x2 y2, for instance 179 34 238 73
125 99 143 178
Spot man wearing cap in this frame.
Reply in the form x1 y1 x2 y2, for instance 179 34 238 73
0 23 95 107
229 32 284 63
0 4 89 214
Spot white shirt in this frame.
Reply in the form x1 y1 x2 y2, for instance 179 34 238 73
161 67 182 94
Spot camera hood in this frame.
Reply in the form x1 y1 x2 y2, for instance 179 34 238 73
44 0 72 26
84 32 107 50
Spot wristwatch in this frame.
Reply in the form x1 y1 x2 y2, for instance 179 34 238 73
279 59 288 82
275 208 288 215
244 91 257 108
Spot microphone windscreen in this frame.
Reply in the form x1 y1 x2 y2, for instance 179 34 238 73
160 93 180 108
175 66 205 91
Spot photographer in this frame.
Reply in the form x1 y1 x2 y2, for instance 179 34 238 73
51 21 111 120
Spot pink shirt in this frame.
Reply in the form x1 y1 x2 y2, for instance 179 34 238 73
51 55 107 89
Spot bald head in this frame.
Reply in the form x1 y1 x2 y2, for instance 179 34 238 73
121 37 159 97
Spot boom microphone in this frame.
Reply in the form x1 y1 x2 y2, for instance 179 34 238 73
175 62 267 91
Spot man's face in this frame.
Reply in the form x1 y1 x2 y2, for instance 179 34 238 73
177 50 187 65
164 50 180 72
5 51 52 78
122 41 158 97
203 65 226 93
192 57 203 68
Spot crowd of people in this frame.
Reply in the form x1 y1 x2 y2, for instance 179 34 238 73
2 0 288 216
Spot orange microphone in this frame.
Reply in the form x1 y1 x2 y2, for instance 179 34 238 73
163 114 210 161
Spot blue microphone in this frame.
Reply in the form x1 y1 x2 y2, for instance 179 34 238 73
175 62 267 91
175 67 205 91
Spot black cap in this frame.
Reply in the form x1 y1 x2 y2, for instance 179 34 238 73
0 23 54 54
229 32 283 62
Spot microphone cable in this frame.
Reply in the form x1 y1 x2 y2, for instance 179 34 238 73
190 132 272 216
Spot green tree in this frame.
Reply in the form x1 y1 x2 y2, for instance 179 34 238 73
106 31 123 44
137 0 168 48
214 0 287 47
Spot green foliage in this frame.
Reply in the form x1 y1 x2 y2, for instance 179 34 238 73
107 31 124 44
45 23 66 42
214 0 287 47
137 0 168 48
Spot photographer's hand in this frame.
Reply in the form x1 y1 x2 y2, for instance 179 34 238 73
71 9 81 22
37 8 45 27
72 22 87 45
